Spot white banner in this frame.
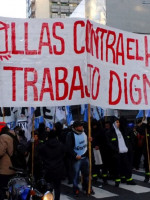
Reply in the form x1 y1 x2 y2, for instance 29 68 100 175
1 17 150 110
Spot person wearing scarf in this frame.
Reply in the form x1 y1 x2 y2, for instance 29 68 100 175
105 117 136 187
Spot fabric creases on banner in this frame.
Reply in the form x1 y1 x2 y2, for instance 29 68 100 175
1 17 150 110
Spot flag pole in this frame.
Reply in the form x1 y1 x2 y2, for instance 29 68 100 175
143 110 150 174
88 104 92 195
96 106 103 127
31 110 35 177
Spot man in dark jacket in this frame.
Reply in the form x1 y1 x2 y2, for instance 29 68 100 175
105 117 136 187
39 130 65 200
66 121 94 196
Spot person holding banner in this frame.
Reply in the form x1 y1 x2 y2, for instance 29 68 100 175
66 121 94 196
105 117 136 187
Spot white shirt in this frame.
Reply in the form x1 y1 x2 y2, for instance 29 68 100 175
113 123 128 153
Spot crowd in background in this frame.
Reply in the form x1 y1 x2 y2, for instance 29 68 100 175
0 116 150 199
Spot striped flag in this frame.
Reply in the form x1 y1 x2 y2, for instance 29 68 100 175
66 106 73 126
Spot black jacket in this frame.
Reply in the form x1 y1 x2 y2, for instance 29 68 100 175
105 126 129 155
39 136 65 179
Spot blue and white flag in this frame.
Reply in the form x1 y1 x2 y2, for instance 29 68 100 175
146 110 150 118
136 110 150 118
81 104 88 122
136 110 144 118
96 107 104 119
45 120 54 130
91 106 99 120
55 106 66 122
66 106 73 126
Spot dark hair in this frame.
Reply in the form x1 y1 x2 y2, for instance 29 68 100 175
54 122 63 131
91 119 98 127
105 120 112 125
112 116 120 124
73 121 83 128
1 126 9 135
48 130 57 139
38 123 47 141
38 123 45 131
136 118 142 124
34 129 39 135
18 129 25 137
14 126 21 131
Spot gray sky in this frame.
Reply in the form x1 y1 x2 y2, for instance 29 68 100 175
0 0 26 18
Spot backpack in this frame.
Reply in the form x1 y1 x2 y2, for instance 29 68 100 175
4 132 27 169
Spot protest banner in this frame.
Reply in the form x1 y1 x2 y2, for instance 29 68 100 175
0 17 150 110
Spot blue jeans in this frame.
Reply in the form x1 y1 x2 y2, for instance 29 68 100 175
73 157 89 191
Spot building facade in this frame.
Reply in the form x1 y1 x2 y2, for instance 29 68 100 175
26 0 82 18
85 0 150 33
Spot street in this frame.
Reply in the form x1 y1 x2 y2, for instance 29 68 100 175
60 169 150 200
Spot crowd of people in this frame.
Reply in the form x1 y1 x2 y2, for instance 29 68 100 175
0 116 150 200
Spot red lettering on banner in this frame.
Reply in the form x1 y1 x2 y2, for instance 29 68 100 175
124 72 128 104
38 23 53 55
136 39 144 61
85 64 94 97
3 66 23 101
11 23 24 55
3 65 88 102
86 20 92 53
127 38 135 60
144 36 150 67
24 68 38 101
90 28 99 57
74 21 85 54
53 22 65 55
85 64 100 100
130 74 142 105
86 20 108 61
116 33 125 65
106 31 116 64
55 67 68 100
5 65 150 107
96 28 107 60
69 66 84 100
143 74 150 105
0 21 9 54
39 68 54 101
1 20 149 68
24 22 37 55
109 70 122 105
91 67 100 100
